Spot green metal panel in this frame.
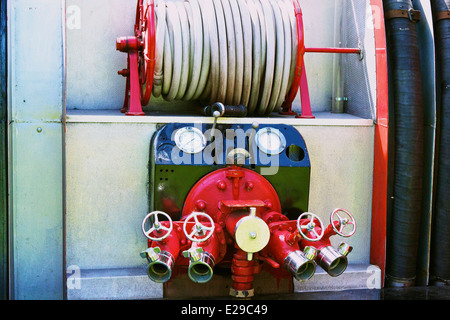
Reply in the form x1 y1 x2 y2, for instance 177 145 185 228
151 165 310 221
0 0 8 300
152 165 215 219
264 167 311 219
8 0 65 299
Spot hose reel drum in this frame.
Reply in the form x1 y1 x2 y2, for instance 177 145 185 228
116 0 327 117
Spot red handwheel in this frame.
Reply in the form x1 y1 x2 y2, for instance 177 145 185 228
140 0 156 106
135 0 144 37
280 0 305 116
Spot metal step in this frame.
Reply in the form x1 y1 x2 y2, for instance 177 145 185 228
67 263 381 300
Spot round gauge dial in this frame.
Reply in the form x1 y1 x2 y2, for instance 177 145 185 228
255 127 286 155
174 127 207 154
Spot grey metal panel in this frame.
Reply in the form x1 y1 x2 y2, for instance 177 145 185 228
340 0 377 120
8 0 65 299
294 264 382 292
9 0 64 122
65 0 136 110
9 122 64 299
0 0 8 300
65 122 156 270
66 267 163 300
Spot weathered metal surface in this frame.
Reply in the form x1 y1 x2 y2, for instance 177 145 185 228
8 0 65 299
0 0 8 300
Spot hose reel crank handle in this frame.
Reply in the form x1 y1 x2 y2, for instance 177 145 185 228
204 102 248 117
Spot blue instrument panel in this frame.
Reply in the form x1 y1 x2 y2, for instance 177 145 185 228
151 122 310 168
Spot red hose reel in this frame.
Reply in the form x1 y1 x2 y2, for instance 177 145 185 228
117 0 340 118
116 0 155 115
116 0 362 118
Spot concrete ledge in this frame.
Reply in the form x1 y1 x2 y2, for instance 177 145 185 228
67 264 380 300
66 267 163 300
294 264 382 292
66 110 374 127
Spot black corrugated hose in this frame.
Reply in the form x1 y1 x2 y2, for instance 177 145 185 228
430 0 450 286
384 0 425 287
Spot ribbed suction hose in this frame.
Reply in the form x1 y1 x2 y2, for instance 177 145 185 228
150 0 299 115
383 0 424 287
430 0 450 285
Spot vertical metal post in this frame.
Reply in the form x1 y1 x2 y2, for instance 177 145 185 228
7 0 65 299
0 0 8 300
331 0 345 113
369 0 390 286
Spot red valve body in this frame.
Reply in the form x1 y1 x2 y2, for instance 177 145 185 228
145 166 337 295
299 221 339 251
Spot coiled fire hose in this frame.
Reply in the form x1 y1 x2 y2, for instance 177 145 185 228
148 0 299 116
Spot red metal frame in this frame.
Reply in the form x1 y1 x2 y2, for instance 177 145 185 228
281 0 389 285
117 0 156 116
305 47 361 54
281 0 306 116
369 0 389 286
281 0 361 119
140 0 156 107
128 50 145 116
281 0 317 118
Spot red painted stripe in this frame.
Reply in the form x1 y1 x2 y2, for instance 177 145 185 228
305 47 361 54
369 0 389 287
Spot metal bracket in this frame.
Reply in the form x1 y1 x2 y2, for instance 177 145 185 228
435 10 450 22
385 8 421 23
182 247 204 262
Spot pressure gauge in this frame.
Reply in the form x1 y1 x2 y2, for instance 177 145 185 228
255 127 286 155
174 126 207 154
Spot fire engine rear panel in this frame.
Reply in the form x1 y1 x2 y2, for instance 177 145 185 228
7 0 446 300
9 0 382 299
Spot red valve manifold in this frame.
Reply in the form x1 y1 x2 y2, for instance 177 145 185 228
141 165 356 298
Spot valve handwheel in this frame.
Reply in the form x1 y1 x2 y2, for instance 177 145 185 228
139 0 156 106
135 0 146 81
183 212 215 242
297 212 324 242
142 211 173 241
330 208 356 237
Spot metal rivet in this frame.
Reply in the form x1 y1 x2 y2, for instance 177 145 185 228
217 180 227 190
